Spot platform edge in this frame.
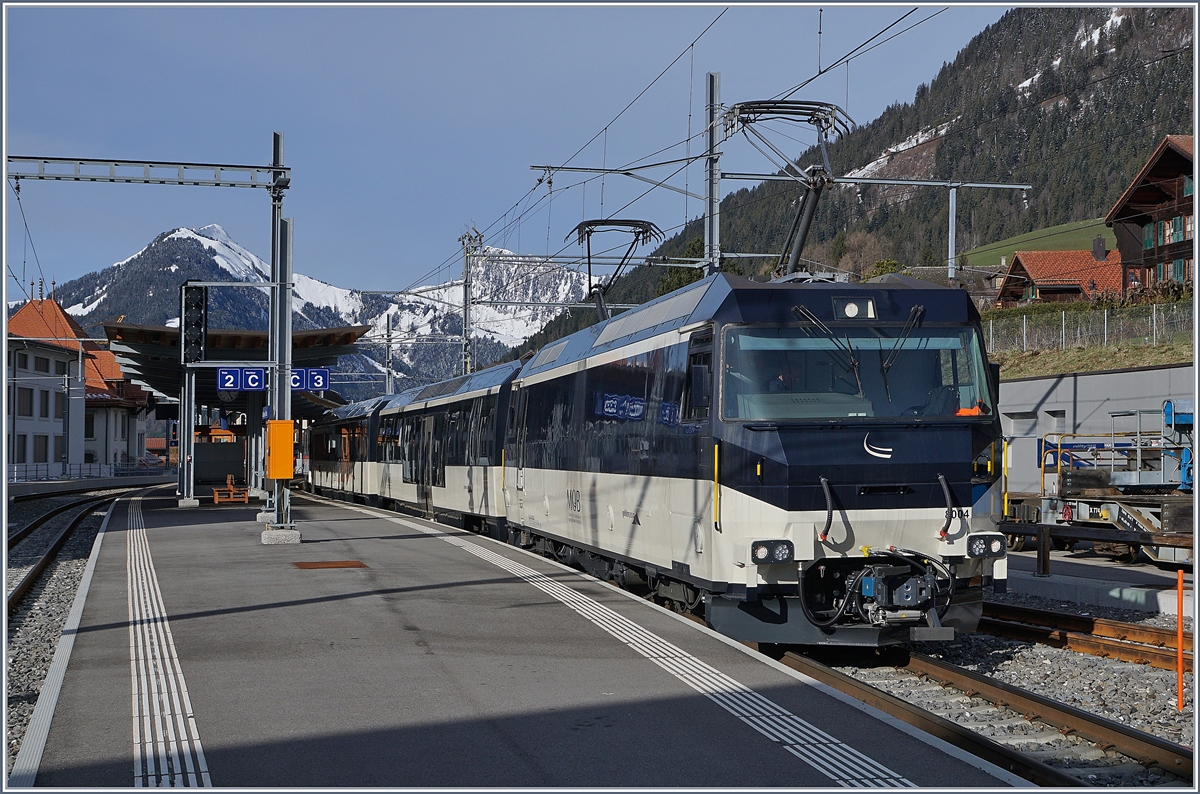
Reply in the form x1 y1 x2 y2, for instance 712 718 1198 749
8 497 119 788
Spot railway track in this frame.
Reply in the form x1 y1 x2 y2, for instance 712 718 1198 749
673 610 1190 786
7 492 129 549
980 602 1193 671
7 496 120 614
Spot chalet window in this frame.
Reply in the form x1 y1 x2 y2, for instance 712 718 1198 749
1144 223 1154 249
1172 216 1184 244
1185 176 1194 197
1173 259 1186 282
1187 215 1195 241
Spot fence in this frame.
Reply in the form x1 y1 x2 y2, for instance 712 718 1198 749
7 462 178 482
985 301 1193 354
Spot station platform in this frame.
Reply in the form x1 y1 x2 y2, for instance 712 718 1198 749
13 487 1027 788
1006 547 1193 615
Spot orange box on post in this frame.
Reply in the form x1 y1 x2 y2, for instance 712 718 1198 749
266 419 295 481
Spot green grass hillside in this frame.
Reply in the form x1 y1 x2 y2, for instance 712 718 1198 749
961 218 1117 273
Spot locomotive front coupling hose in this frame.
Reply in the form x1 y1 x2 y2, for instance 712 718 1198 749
819 476 833 542
937 473 953 539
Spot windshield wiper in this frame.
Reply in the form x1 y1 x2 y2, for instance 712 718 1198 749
792 304 863 397
879 305 925 402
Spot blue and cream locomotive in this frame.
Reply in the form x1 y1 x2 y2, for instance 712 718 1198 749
309 272 1007 646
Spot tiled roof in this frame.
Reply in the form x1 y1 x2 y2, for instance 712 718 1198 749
8 299 93 351
10 298 147 406
1008 250 1124 296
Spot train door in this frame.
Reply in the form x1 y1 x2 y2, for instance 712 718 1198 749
417 414 435 516
514 388 528 493
339 425 353 492
670 329 715 563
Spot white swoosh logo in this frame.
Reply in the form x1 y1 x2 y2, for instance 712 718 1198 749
864 434 893 459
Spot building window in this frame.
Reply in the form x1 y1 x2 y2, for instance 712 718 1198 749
1185 176 1194 197
121 413 128 441
33 435 49 464
54 391 65 419
16 352 28 369
54 435 64 463
34 356 50 373
14 435 27 464
84 451 96 464
1172 216 1184 244
84 411 95 440
39 389 50 419
17 387 33 417
1144 223 1154 249
54 360 67 375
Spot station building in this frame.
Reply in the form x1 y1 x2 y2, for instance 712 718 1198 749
6 334 86 478
8 295 154 475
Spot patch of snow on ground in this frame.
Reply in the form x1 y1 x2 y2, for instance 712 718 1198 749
1017 71 1041 95
174 225 270 282
293 272 364 318
65 293 106 316
165 317 180 328
844 117 959 179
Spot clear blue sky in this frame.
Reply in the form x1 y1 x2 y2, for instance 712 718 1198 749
5 4 1010 300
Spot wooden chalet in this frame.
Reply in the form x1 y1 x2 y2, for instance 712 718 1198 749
994 249 1123 308
1105 134 1194 296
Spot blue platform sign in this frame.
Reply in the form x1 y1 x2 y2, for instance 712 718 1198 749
242 368 266 391
290 369 305 389
217 367 242 391
306 368 330 391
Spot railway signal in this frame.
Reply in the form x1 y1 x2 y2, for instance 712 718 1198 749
180 284 207 364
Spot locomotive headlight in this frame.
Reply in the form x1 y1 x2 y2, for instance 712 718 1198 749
966 532 1006 558
833 297 876 320
750 540 794 565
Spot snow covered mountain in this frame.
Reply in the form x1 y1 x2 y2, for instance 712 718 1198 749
45 224 587 398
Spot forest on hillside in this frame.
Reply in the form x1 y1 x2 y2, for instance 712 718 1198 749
512 7 1193 359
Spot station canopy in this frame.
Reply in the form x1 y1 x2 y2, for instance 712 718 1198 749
103 322 370 421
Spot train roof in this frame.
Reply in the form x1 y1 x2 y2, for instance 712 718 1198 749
516 272 979 382
328 396 388 421
379 359 523 414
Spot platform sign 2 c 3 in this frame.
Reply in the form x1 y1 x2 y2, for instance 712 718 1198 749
288 368 330 391
217 367 267 392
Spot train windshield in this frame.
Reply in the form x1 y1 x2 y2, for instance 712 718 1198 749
722 324 994 421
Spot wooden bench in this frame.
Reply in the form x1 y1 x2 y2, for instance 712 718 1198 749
212 474 250 504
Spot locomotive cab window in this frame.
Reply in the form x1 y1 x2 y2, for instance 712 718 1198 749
722 324 994 421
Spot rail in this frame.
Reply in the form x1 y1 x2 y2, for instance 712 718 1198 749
7 493 127 549
7 496 119 614
905 652 1193 781
980 602 1193 672
777 651 1084 787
